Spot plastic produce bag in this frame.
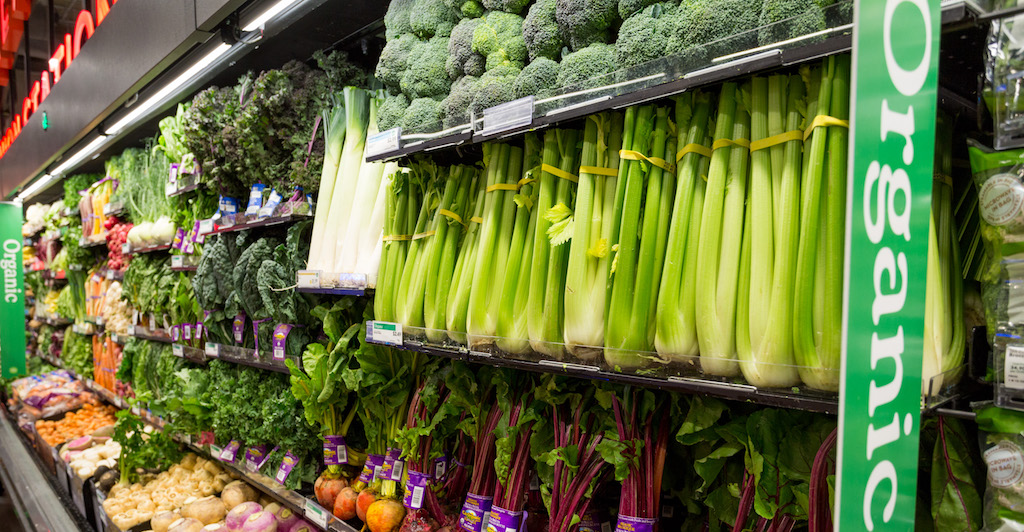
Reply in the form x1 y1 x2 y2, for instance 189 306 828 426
985 2 1024 149
976 403 1024 531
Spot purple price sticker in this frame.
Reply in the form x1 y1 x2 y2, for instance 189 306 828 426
172 228 186 250
183 323 193 341
380 448 404 481
244 445 267 472
323 435 348 465
486 506 523 532
275 451 298 485
614 516 656 532
192 220 205 245
357 454 385 484
458 493 493 532
578 509 606 532
170 325 181 342
195 321 204 341
272 324 294 361
434 454 449 480
219 440 241 463
169 163 179 183
233 314 246 344
403 471 431 510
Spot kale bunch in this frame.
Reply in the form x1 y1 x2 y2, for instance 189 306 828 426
182 85 248 198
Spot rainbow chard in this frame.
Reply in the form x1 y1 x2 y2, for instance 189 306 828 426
736 75 805 388
564 112 624 359
696 82 750 378
792 55 850 391
655 92 713 364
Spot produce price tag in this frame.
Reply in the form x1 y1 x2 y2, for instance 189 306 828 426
365 127 402 158
244 445 268 472
479 95 534 137
210 444 223 457
296 270 320 289
458 493 493 532
165 182 177 196
404 471 431 510
275 451 299 485
614 516 656 532
233 314 246 344
198 219 214 235
487 505 524 532
219 440 241 463
304 499 329 529
121 243 130 254
172 344 183 358
205 342 220 358
1006 345 1024 390
171 255 184 268
131 406 141 416
272 324 295 361
106 270 114 280
323 435 348 465
367 321 403 346
127 325 135 336
183 323 193 341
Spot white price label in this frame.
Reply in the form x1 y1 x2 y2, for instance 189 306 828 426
165 182 177 196
127 325 135 336
171 256 183 268
366 127 402 158
480 95 534 137
172 344 183 358
368 321 403 346
304 500 329 529
198 219 214 235
297 270 320 289
205 342 220 358
131 407 141 416
273 346 285 361
106 270 114 280
121 243 130 254
96 317 104 326
1006 346 1024 390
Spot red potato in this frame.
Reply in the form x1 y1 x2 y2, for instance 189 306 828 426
356 489 377 522
366 500 406 532
332 487 358 520
314 475 348 510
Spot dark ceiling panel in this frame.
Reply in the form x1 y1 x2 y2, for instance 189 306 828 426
0 0 204 196
195 0 249 31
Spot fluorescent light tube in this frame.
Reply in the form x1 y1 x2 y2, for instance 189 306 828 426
242 0 302 31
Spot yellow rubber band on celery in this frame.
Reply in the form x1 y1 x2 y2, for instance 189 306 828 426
676 143 712 162
382 234 412 241
802 115 850 141
933 173 953 187
470 216 483 224
438 208 465 226
541 163 579 183
750 129 803 152
579 166 619 177
486 183 519 192
711 138 751 151
618 150 675 174
517 177 537 187
412 230 436 240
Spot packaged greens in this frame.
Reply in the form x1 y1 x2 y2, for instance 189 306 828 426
976 403 1024 531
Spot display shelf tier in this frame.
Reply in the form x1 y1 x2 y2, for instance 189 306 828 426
295 270 374 296
80 234 108 248
125 242 172 255
198 207 313 239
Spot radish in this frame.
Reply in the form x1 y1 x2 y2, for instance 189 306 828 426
239 510 278 532
356 489 377 521
287 522 314 532
332 487 358 520
225 501 263 531
366 499 405 532
271 504 299 530
314 474 348 509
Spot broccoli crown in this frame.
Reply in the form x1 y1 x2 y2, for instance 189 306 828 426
472 11 528 69
377 93 411 131
557 43 619 90
376 34 418 92
400 36 455 99
384 0 416 40
464 54 487 77
470 65 521 116
664 0 763 58
513 58 560 99
448 18 486 79
443 75 481 127
523 0 565 61
410 0 461 38
481 0 530 14
616 2 678 68
619 0 678 19
556 0 619 51
445 0 485 17
758 0 826 46
401 98 444 132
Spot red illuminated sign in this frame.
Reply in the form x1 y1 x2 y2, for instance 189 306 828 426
0 0 119 159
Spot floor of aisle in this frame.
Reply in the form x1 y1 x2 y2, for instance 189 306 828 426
0 477 27 532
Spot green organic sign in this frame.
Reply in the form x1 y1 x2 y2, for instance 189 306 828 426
836 0 939 530
0 202 25 377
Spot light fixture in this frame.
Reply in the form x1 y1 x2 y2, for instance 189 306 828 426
15 174 55 202
241 0 303 32
106 43 233 135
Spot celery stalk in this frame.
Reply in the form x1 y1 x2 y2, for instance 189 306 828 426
425 165 476 343
697 83 749 377
395 163 439 329
447 179 487 344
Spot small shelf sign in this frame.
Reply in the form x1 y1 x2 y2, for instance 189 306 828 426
367 321 402 346
479 95 534 137
366 127 401 158
296 270 320 289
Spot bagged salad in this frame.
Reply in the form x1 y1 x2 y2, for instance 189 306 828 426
977 404 1024 531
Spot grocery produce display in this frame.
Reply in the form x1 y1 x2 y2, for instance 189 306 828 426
5 1 1015 532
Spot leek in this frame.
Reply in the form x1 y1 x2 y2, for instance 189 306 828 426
736 75 804 387
655 92 712 363
605 105 674 370
528 129 580 357
497 135 542 354
793 55 850 391
335 92 387 274
306 94 347 270
696 82 749 377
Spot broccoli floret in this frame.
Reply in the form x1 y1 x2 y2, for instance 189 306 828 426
556 0 618 51
616 3 678 69
442 75 481 127
523 0 565 61
410 0 461 38
401 98 444 132
513 58 560 98
481 0 530 14
384 0 416 40
465 54 487 77
557 43 618 90
472 11 528 70
619 0 678 19
758 0 826 46
376 34 418 93
447 18 487 79
470 65 521 116
400 36 454 99
664 0 763 60
377 93 410 131
445 0 485 17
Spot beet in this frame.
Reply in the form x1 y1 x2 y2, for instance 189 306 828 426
366 499 406 532
333 487 358 520
314 475 348 510
356 489 377 522
399 508 438 532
